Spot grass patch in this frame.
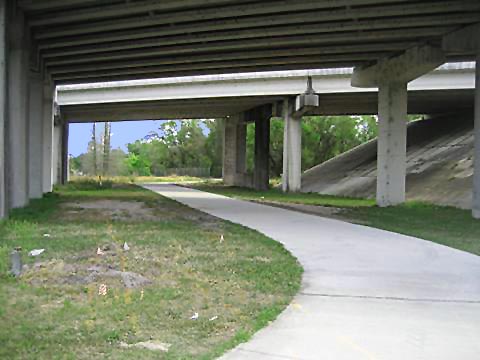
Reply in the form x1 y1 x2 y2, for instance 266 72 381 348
190 184 480 257
191 184 375 208
345 202 480 256
69 175 211 185
0 182 301 359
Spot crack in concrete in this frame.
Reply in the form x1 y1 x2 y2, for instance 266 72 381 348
236 348 307 360
299 292 480 304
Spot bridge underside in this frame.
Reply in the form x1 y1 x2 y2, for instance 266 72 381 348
1 0 480 219
63 89 475 123
18 0 480 83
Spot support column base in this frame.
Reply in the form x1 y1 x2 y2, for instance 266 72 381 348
473 208 480 219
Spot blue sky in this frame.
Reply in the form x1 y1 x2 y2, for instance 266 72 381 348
69 120 165 156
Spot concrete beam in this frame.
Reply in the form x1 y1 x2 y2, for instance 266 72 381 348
0 0 6 218
38 18 459 52
39 25 456 59
352 45 445 88
50 57 374 82
29 0 244 26
443 23 480 55
48 55 384 84
34 1 480 40
46 40 408 68
28 72 44 199
19 0 113 11
56 64 475 106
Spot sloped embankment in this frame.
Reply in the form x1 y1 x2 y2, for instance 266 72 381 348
302 114 474 209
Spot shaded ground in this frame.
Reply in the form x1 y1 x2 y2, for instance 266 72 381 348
0 182 301 359
190 184 480 257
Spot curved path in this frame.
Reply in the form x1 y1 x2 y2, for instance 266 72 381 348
144 184 480 360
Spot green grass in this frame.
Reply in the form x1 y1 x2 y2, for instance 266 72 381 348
345 202 480 256
0 181 302 359
70 175 210 185
191 184 375 208
190 184 480 257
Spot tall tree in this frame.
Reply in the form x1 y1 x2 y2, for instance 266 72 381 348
92 123 97 175
102 122 111 175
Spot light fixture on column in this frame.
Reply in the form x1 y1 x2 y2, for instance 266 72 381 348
294 76 319 116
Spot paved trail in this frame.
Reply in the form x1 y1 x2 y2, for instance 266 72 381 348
144 184 480 360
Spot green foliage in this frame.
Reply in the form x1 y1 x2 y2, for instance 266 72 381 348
125 152 151 176
72 115 379 179
244 115 378 177
124 120 214 177
301 115 377 172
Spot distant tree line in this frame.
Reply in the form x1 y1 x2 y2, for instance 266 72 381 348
70 115 379 178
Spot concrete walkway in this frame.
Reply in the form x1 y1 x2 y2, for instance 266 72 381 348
144 184 480 360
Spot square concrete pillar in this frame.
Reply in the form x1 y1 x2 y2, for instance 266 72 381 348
52 119 69 186
376 81 408 207
28 72 44 199
282 98 302 192
473 53 480 219
61 121 69 185
42 82 54 193
0 0 6 219
254 107 271 191
223 114 247 186
6 6 30 209
52 122 62 186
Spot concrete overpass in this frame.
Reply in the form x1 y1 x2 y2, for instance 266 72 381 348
57 62 475 121
1 1 480 219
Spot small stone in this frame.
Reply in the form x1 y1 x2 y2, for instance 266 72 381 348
10 249 22 277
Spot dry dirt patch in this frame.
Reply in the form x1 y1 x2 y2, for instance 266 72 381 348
62 199 162 221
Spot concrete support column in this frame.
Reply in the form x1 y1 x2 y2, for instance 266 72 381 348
0 0 6 218
473 53 480 218
42 83 54 193
254 109 271 191
28 72 44 199
61 121 69 185
282 98 302 192
52 122 62 186
223 114 247 186
6 6 29 209
376 81 408 207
